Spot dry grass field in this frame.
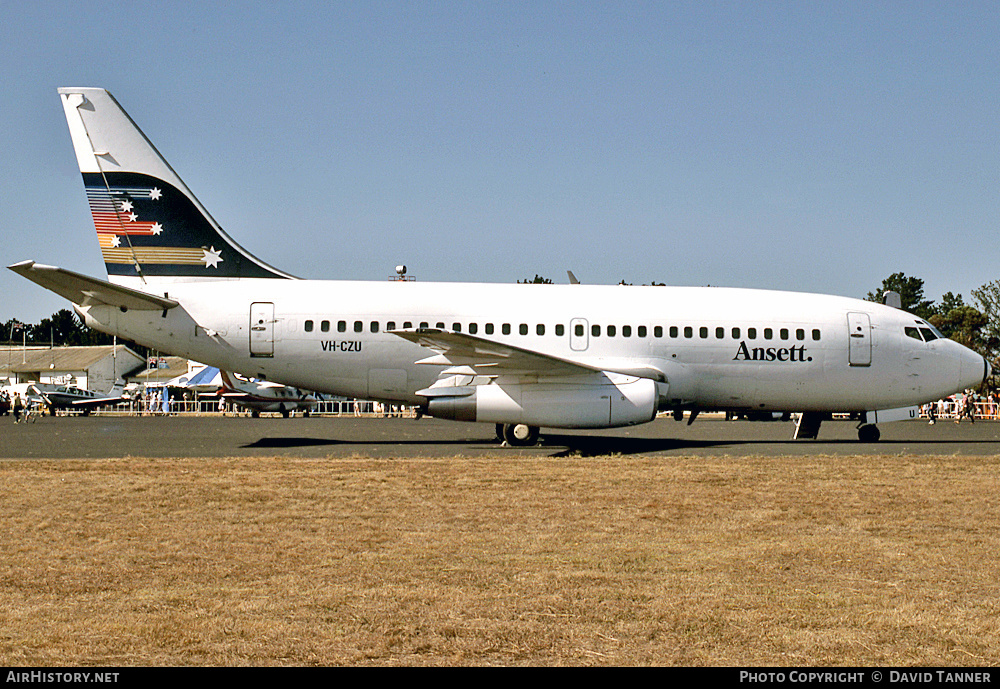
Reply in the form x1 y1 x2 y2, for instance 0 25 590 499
1 453 999 666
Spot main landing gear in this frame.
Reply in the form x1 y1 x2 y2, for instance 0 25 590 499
496 423 540 447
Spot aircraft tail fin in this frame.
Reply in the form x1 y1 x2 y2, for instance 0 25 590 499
57 88 293 282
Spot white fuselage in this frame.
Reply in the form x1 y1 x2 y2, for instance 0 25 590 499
76 277 987 417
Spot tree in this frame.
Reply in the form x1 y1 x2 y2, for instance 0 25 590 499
971 280 1000 360
865 272 935 319
518 275 553 284
929 305 989 352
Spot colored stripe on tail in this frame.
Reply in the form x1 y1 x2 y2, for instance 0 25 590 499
59 88 293 281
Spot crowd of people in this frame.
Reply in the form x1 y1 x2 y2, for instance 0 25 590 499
0 390 39 423
921 390 1000 424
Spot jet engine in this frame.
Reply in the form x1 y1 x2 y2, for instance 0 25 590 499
425 376 665 429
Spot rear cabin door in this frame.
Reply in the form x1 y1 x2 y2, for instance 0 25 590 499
250 302 275 358
847 312 872 367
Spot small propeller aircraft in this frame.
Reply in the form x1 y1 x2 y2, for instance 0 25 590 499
219 371 317 418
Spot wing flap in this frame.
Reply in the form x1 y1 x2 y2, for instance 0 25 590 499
8 261 178 311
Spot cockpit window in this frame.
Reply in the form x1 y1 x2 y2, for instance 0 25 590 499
919 328 938 342
905 327 923 341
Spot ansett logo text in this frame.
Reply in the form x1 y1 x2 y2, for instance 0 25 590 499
733 341 812 362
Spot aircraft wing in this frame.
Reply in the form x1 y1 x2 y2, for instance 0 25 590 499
389 328 602 377
8 261 178 311
70 395 124 409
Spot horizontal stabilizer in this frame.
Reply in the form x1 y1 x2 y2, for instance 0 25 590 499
8 260 178 311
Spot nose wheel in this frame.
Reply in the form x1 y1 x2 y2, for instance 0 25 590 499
857 424 880 442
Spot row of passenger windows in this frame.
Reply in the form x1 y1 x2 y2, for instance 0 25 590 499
303 319 823 341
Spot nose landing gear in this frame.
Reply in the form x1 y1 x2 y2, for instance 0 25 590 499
857 423 880 442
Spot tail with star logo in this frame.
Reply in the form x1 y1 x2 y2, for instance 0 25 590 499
58 88 293 283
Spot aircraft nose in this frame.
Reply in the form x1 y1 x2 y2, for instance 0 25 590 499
958 347 991 390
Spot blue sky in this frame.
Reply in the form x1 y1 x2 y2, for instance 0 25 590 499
2 1 999 325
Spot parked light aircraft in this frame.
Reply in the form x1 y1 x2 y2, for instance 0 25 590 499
39 382 125 414
1 381 123 415
8 88 992 444
219 370 317 418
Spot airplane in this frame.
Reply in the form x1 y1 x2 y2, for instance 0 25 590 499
7 87 991 445
218 370 318 418
0 381 124 415
37 382 125 414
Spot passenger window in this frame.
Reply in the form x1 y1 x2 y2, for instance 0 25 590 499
638 326 646 337
812 329 821 341
684 326 693 338
420 322 429 329
304 320 314 332
452 322 461 332
370 321 379 333
436 322 445 329
670 326 678 338
403 321 412 329
354 321 363 333
387 321 396 330
575 324 584 337
715 327 725 339
556 324 565 336
592 324 601 337
519 324 528 336
748 328 757 339
469 323 478 334
623 325 632 337
699 327 708 338
502 324 511 335
536 324 545 336
607 325 617 337
764 328 773 340
486 323 494 335
654 326 663 338
338 321 347 332
732 327 740 339
321 320 330 333
780 328 789 340
796 329 805 340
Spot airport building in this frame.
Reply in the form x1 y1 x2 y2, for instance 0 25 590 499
0 345 145 392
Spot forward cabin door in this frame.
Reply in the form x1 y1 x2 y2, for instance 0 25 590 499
250 302 275 358
847 312 872 367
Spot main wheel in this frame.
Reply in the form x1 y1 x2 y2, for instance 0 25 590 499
502 423 540 447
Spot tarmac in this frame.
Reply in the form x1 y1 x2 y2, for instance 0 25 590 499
2 413 1000 459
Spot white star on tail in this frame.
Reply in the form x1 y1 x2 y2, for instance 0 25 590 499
149 187 162 200
202 246 223 268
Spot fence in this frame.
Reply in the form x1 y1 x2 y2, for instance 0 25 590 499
80 398 418 418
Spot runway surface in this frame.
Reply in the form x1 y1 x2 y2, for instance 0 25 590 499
2 414 999 459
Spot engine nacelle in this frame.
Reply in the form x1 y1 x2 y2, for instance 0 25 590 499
426 376 664 429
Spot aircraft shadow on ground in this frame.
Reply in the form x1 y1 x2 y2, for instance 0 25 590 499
240 433 995 454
